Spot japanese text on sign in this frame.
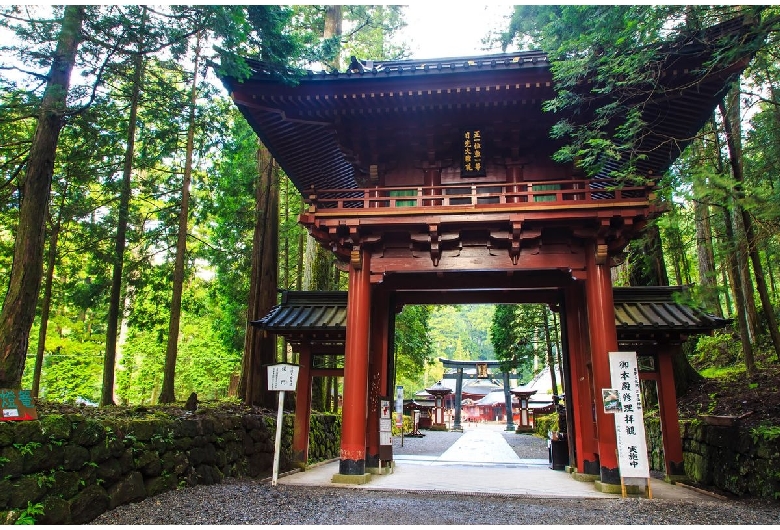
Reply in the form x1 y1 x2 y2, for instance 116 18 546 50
461 129 486 177
0 389 38 421
608 352 649 478
267 364 300 392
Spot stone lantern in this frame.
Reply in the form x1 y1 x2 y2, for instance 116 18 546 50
425 380 452 431
510 388 537 432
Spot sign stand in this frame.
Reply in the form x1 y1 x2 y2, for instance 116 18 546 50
620 478 652 499
267 363 300 487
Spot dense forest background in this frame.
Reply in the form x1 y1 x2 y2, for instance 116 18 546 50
1 6 779 416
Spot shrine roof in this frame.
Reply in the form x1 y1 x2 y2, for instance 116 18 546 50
252 286 727 340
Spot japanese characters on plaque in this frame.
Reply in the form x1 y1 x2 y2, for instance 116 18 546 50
608 351 650 478
461 129 486 177
0 388 38 421
266 364 300 392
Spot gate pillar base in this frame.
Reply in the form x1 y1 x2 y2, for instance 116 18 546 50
594 480 624 494
332 473 372 485
599 465 621 485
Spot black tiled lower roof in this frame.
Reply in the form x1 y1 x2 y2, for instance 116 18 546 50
253 287 728 340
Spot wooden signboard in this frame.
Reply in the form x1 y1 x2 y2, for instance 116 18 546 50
0 389 38 421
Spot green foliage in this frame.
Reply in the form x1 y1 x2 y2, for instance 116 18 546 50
13 441 41 457
13 502 44 525
490 304 555 383
694 332 742 370
533 413 558 438
394 305 435 392
750 424 780 443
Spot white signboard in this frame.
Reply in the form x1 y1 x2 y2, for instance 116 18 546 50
267 363 299 392
609 351 650 478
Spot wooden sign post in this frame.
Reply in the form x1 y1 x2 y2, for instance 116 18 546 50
267 363 299 486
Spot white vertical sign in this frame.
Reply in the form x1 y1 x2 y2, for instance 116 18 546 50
609 351 650 478
267 363 300 486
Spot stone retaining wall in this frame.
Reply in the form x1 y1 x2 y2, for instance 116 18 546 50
0 411 341 524
646 418 780 499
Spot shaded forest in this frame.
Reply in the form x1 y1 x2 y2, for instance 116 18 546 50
1 6 780 425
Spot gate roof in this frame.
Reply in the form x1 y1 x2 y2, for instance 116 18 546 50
221 17 755 194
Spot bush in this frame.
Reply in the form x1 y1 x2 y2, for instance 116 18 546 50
694 331 740 369
533 413 558 438
391 415 414 436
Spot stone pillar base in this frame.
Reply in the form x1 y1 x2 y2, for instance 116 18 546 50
665 474 688 484
332 473 372 485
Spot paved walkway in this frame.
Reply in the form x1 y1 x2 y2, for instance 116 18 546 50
278 425 715 501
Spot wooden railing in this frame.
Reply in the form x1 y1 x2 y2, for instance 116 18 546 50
306 179 653 211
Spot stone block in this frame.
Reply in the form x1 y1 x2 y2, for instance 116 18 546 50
39 415 71 441
135 450 162 477
63 444 91 471
9 476 45 509
96 458 123 485
108 471 146 510
71 419 105 447
70 485 109 524
144 474 177 497
39 496 71 525
50 470 81 499
23 443 62 474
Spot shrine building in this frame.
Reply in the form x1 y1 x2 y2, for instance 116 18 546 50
222 18 753 490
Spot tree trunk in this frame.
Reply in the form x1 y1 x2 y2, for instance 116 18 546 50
160 32 202 404
543 309 559 402
627 222 668 286
0 5 85 388
31 206 63 399
693 185 723 317
719 96 780 362
239 143 279 407
102 18 146 406
722 204 756 376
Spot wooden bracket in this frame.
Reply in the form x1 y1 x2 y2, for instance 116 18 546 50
595 243 608 265
351 246 362 270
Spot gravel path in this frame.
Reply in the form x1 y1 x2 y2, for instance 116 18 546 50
91 426 780 525
91 480 780 525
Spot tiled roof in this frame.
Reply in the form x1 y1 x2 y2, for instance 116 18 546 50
253 287 727 342
613 286 729 334
251 291 347 344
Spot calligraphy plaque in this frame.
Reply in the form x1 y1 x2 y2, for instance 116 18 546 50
461 129 486 177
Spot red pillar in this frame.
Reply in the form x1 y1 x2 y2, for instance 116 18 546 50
585 244 620 485
656 346 686 478
292 344 312 468
565 283 599 476
336 248 372 478
365 289 389 470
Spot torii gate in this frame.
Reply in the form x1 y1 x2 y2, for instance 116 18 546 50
225 17 751 491
439 358 518 432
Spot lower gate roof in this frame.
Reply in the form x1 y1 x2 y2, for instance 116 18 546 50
252 286 728 346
